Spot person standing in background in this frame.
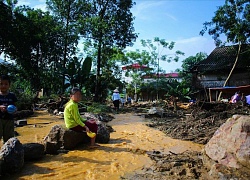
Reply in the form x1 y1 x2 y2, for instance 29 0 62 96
120 93 125 108
127 96 132 106
112 89 120 112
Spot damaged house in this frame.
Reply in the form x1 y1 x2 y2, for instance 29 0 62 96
192 44 250 101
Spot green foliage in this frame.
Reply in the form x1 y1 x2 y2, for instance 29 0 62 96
123 37 184 100
179 52 207 87
79 0 137 101
140 37 185 69
200 0 249 95
165 81 192 102
11 80 34 110
0 2 67 92
87 103 110 114
64 56 92 89
200 0 250 46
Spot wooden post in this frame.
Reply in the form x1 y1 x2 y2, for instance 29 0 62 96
209 88 212 102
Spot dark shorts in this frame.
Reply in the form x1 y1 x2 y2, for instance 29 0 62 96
70 120 98 133
0 119 14 143
113 100 119 108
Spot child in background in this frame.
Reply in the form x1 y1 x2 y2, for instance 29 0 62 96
120 97 125 108
64 87 99 148
230 91 242 103
0 74 17 143
127 96 132 106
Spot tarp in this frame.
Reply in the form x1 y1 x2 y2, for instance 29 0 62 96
208 85 250 102
209 85 250 94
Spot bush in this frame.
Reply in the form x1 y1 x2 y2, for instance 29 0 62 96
87 103 111 113
15 93 33 110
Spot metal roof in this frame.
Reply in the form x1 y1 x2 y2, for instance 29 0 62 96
197 44 250 72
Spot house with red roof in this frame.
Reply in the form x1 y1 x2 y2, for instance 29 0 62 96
141 72 181 83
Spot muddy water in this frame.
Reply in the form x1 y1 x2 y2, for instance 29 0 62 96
2 111 203 180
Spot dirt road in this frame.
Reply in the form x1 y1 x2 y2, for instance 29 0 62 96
2 111 204 180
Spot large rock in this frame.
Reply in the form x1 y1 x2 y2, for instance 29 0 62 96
43 122 110 154
23 143 45 161
203 115 250 179
43 125 84 154
0 137 24 175
147 107 164 118
96 122 110 143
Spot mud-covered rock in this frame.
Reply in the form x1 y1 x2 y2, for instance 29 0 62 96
203 115 250 179
43 122 111 154
43 125 86 154
0 137 24 175
23 143 45 161
96 122 110 143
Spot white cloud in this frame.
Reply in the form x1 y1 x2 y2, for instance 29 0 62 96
133 1 174 21
174 36 215 57
17 0 30 6
33 4 47 11
164 13 177 21
17 0 46 11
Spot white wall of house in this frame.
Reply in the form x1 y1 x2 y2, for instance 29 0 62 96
143 77 182 83
198 72 250 88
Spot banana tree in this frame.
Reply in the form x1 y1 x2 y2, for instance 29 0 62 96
165 81 192 111
64 56 92 90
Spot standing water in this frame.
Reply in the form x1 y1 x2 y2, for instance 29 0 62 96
1 111 203 180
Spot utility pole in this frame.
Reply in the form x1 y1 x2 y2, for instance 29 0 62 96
157 57 159 101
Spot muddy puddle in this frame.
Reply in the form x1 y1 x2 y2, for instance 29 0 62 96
1 111 203 180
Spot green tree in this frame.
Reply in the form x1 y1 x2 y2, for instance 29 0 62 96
79 0 137 102
200 0 250 99
46 0 87 92
0 2 66 93
121 49 154 101
141 37 184 100
0 1 14 55
64 56 92 89
179 52 207 87
165 80 192 112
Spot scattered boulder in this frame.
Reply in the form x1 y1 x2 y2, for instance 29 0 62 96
147 107 164 117
96 122 110 143
0 137 24 175
77 113 111 143
97 113 114 122
43 125 83 154
43 122 111 154
23 143 45 161
203 114 250 179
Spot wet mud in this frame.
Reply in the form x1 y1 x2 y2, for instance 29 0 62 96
1 110 203 180
2 101 249 179
121 102 250 179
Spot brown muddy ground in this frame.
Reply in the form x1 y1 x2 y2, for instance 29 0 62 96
120 101 250 180
5 101 249 180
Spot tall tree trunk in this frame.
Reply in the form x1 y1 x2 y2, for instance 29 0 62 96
218 43 242 100
62 2 71 92
94 41 102 102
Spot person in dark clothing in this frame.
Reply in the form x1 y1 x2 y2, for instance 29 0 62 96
0 75 17 143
